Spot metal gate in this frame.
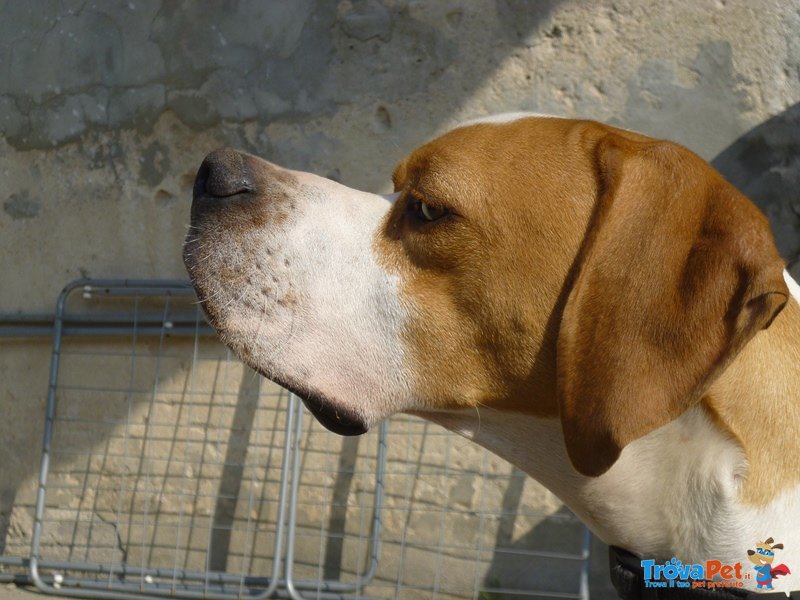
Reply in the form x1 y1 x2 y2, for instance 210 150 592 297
0 279 591 599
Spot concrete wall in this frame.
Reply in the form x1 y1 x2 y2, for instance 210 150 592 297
1 0 799 598
2 0 799 311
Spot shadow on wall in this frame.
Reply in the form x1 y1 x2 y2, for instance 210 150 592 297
1 0 563 165
711 102 800 277
480 470 618 600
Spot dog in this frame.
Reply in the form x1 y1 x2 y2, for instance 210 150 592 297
184 115 800 593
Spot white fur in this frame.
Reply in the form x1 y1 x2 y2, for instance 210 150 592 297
189 170 412 428
784 269 800 302
459 111 564 127
271 174 412 422
422 406 800 591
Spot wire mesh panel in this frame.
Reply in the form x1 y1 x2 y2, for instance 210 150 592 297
287 415 590 600
29 280 299 599
18 279 589 599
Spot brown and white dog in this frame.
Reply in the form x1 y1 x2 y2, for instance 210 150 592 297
184 115 800 592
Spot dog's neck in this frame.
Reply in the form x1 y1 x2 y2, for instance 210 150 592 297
414 283 800 590
704 291 800 507
416 404 748 558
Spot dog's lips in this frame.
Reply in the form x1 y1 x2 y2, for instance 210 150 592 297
263 372 369 436
300 393 369 436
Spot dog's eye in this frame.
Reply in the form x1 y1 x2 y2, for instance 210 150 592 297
412 199 448 222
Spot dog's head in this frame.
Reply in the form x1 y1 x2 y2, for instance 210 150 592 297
184 116 787 477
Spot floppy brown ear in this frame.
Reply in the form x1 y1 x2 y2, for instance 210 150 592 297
557 132 788 477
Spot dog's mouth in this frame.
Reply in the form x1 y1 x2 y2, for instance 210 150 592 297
271 375 369 436
300 393 369 436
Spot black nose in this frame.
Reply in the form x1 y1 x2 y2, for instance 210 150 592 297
194 148 254 199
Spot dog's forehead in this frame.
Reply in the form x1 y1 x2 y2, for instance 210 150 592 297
392 121 513 188
392 117 609 209
395 116 592 182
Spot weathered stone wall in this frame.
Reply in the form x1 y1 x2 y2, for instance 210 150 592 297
1 1 799 598
2 0 799 311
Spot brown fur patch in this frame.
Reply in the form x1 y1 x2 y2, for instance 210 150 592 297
376 116 796 503
376 118 613 415
706 296 800 506
557 134 787 476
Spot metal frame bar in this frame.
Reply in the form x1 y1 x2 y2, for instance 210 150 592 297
28 280 291 599
283 400 388 600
